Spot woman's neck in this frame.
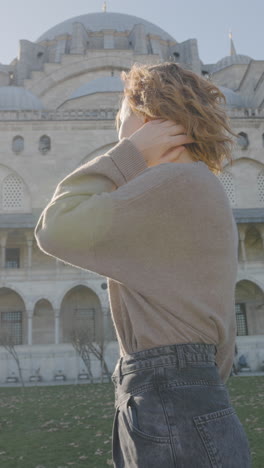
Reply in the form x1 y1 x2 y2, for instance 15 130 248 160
176 148 197 163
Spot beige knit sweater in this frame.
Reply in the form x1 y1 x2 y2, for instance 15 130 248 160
34 137 239 384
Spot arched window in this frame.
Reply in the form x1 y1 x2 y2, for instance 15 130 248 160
202 70 209 77
2 174 23 209
12 136 24 154
217 171 236 205
173 52 180 59
39 135 51 154
237 132 249 150
235 303 248 336
1 311 22 344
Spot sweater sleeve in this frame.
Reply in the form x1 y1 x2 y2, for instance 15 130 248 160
34 137 236 385
34 137 152 283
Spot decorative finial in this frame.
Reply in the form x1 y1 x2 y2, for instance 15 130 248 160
102 1 107 12
229 29 236 56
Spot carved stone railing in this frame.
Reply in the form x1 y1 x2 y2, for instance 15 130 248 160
0 108 118 121
227 108 264 118
0 107 263 121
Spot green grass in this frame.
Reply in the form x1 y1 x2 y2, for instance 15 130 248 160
227 376 264 468
0 376 263 468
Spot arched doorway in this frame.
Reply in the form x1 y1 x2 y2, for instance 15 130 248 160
235 280 264 336
0 287 26 344
60 285 103 343
33 299 54 344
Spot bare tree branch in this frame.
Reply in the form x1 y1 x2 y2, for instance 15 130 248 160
0 327 25 388
68 307 112 383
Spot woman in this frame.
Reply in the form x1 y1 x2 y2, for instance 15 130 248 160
34 62 252 467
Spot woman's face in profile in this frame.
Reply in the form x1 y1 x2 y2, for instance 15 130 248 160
118 97 145 141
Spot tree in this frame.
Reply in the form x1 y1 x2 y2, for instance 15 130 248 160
68 307 112 383
0 327 25 388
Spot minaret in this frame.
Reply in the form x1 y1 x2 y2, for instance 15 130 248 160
102 1 107 12
229 31 237 56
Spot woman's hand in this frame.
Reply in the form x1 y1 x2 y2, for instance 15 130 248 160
128 119 194 167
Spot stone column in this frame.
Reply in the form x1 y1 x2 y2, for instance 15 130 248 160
0 232 8 269
238 225 247 268
99 290 111 341
26 238 33 269
27 310 33 345
25 231 34 275
55 309 60 345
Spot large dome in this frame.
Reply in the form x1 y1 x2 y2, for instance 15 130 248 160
36 11 176 43
68 76 124 101
0 86 44 111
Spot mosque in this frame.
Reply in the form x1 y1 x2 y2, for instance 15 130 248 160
0 4 263 383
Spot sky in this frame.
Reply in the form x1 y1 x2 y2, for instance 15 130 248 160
0 0 262 65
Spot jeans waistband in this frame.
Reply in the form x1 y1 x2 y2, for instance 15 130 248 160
113 343 217 381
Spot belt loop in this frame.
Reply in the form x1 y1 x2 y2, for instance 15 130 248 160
118 356 123 384
177 344 187 369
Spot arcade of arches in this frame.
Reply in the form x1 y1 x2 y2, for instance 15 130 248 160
0 280 263 346
0 285 115 346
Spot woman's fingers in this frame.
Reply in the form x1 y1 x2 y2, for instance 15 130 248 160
151 119 187 135
172 134 194 145
159 146 186 163
163 134 194 149
128 118 194 167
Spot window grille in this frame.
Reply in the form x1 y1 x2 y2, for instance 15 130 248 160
12 136 24 153
237 132 249 150
74 308 96 340
217 171 236 205
235 303 248 336
3 175 23 209
257 171 264 203
5 248 20 268
1 311 22 344
39 135 51 154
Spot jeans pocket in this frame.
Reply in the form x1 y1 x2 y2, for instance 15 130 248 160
121 391 171 444
193 406 252 468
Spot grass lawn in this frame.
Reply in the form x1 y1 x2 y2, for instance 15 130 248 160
0 376 263 468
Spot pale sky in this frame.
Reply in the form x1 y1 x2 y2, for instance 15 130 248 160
0 0 262 65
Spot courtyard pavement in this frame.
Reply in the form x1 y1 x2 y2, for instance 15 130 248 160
0 372 263 387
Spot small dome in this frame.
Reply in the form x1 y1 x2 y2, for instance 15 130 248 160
36 11 175 43
0 86 44 110
66 79 247 109
219 86 246 108
69 76 124 101
213 54 252 73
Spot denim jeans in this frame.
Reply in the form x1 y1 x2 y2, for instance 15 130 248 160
111 343 252 468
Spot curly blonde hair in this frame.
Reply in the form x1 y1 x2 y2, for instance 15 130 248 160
115 62 238 174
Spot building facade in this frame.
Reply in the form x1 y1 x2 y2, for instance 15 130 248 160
0 10 263 383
